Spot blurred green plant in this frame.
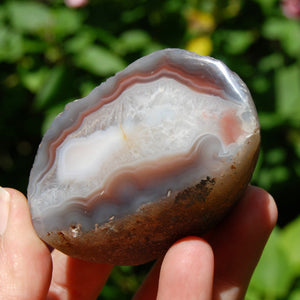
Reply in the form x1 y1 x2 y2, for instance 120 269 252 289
246 217 300 300
1 0 299 299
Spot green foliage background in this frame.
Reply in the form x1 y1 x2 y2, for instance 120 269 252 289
0 0 299 299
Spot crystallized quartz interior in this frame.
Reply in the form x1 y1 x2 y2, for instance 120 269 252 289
27 48 260 265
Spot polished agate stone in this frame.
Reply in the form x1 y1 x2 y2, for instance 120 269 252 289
28 48 260 265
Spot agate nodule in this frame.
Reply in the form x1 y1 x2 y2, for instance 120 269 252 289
28 48 260 265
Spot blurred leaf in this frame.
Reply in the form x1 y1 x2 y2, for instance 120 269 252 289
96 28 119 49
74 46 126 76
65 30 96 53
7 1 53 34
279 217 300 275
244 288 261 300
295 162 300 178
251 75 270 94
275 65 300 123
287 129 300 158
34 66 66 110
256 168 271 189
288 289 300 300
142 41 165 55
253 0 278 14
99 284 122 299
258 112 284 130
22 39 47 54
45 45 64 63
265 147 286 165
21 68 49 93
80 81 98 97
0 5 6 23
258 165 290 189
52 8 83 37
216 30 256 55
248 227 295 298
121 6 145 23
258 53 284 72
251 149 263 183
115 29 151 54
263 18 300 57
271 165 290 182
0 27 23 62
98 265 143 300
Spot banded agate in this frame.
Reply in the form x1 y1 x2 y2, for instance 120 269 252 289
28 48 260 265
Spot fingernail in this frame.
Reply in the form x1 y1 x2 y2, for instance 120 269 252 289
0 187 10 235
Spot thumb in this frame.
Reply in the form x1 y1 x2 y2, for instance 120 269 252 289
0 187 52 299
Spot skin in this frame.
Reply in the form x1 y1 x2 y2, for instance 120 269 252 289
0 185 277 300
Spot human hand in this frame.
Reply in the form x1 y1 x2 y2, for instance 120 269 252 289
0 185 277 299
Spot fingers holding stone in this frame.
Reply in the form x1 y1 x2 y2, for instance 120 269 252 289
0 187 52 299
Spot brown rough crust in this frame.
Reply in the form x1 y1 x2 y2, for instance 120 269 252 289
43 132 260 266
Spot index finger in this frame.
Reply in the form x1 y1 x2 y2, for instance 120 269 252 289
48 250 113 300
205 186 278 299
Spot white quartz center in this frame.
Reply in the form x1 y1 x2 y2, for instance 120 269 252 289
55 77 243 188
